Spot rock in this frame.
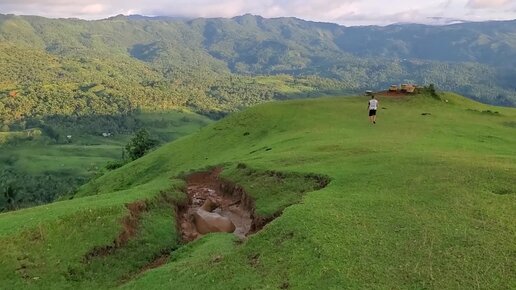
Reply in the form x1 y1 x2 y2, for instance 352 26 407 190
193 199 236 234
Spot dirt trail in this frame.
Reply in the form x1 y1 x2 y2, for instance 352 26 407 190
178 168 254 242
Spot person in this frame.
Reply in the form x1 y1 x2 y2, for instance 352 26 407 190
368 95 378 124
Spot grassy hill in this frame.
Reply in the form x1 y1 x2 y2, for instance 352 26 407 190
0 92 514 289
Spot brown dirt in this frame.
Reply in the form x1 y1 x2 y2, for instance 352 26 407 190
84 200 147 260
177 168 259 242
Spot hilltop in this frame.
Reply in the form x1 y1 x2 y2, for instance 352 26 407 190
0 92 514 289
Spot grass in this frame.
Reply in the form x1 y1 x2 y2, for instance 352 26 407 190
0 177 183 289
0 92 515 289
1 110 211 175
220 164 329 217
0 129 41 144
0 110 212 209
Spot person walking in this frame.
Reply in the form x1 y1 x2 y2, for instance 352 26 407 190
368 95 379 124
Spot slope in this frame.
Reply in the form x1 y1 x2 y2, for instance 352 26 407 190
0 110 212 211
0 92 515 289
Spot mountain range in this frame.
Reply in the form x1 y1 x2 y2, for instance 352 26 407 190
0 13 515 131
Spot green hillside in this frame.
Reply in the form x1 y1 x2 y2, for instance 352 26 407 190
0 92 514 289
1 14 515 133
1 15 515 209
0 110 212 211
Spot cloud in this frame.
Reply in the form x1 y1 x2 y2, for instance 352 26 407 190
139 0 360 22
0 0 514 25
467 0 510 9
80 4 105 15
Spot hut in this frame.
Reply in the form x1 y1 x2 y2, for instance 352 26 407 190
401 84 416 93
405 85 416 93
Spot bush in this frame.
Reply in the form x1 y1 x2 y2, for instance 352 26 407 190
105 160 128 171
424 84 441 101
125 129 159 161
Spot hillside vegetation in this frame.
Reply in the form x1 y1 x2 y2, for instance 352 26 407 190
0 92 514 289
0 110 212 211
0 14 515 136
2 14 515 208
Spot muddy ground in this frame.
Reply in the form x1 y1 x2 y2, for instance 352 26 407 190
178 168 254 242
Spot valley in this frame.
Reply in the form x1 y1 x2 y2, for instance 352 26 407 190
0 110 211 211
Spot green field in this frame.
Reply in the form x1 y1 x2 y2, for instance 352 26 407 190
0 92 514 289
0 110 212 210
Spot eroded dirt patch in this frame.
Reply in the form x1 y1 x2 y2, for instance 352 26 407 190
178 168 255 242
177 167 330 243
78 166 329 284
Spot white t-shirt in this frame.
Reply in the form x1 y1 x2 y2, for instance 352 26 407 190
369 99 378 110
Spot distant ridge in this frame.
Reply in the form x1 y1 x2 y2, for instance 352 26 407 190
0 13 515 106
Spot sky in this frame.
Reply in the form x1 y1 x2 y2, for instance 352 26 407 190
0 0 515 26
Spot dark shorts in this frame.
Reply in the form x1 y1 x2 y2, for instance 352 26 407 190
369 110 377 116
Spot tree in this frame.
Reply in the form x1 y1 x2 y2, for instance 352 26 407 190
125 129 159 161
428 84 436 95
3 185 17 211
427 84 441 100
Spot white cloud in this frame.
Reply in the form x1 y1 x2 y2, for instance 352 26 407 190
467 0 510 9
0 0 514 25
80 4 105 15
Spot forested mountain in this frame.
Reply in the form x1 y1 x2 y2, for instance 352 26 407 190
1 13 515 132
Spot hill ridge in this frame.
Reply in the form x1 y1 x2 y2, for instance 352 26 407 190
1 12 516 108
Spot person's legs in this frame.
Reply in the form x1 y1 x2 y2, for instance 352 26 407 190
373 113 377 123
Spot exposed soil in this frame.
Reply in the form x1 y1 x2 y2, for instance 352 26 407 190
177 168 259 242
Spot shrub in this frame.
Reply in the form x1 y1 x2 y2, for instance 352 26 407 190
105 160 128 171
125 129 159 161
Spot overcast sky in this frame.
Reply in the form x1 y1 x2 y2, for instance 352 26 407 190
0 0 515 26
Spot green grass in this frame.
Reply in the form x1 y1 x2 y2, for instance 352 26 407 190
220 165 329 217
1 110 211 176
134 110 211 142
0 176 183 289
0 110 212 209
0 129 42 144
0 92 515 289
